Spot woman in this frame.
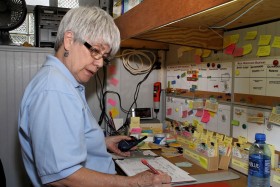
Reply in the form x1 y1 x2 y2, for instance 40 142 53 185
18 6 171 187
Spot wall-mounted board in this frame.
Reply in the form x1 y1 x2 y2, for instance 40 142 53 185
232 105 280 151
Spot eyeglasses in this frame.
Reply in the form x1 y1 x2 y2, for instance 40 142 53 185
83 41 111 66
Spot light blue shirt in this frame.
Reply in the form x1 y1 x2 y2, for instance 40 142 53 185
18 55 115 186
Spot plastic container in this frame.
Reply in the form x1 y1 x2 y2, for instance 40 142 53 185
248 133 271 187
154 133 166 145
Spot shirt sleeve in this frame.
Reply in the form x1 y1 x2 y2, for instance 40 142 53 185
29 89 86 184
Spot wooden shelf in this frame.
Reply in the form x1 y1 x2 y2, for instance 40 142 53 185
115 0 280 50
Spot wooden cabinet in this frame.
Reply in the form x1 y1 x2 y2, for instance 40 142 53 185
115 0 280 50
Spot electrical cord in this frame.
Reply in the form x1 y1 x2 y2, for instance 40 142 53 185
96 49 159 134
115 49 157 75
208 0 264 29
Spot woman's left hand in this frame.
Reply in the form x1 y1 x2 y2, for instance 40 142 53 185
105 135 136 157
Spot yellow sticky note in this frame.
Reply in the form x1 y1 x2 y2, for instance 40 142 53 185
230 34 240 44
209 111 216 117
207 130 214 138
110 107 119 118
223 35 231 48
195 48 203 56
258 35 272 46
216 133 224 142
196 123 204 133
177 46 193 58
193 119 199 127
245 31 257 40
130 117 140 128
242 43 252 55
202 49 212 58
257 45 271 57
272 36 280 48
238 136 247 144
273 174 280 184
199 156 208 169
188 100 193 109
224 136 233 145
193 131 201 139
201 133 208 143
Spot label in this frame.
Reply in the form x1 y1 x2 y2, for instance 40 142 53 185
153 134 166 145
248 154 271 178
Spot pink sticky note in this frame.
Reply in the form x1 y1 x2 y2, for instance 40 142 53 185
108 98 117 106
233 47 244 57
195 109 204 117
224 43 236 55
109 77 119 87
108 65 116 75
201 110 210 123
194 55 201 64
182 110 188 118
167 108 172 116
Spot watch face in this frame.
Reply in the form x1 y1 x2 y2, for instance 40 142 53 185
135 108 153 119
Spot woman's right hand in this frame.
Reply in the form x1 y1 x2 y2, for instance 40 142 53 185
131 170 172 187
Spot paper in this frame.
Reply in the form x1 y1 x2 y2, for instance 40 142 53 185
113 118 123 130
177 46 193 58
107 98 117 106
272 36 280 48
242 44 252 55
258 35 272 45
115 156 196 183
224 43 236 55
245 31 257 40
257 45 271 56
202 49 212 58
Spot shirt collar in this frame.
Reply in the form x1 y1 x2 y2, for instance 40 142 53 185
43 55 84 90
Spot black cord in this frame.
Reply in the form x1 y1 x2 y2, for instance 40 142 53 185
96 52 158 134
124 61 158 126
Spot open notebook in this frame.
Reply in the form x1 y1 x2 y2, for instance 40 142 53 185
115 156 196 184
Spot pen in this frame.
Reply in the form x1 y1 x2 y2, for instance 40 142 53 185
141 159 160 174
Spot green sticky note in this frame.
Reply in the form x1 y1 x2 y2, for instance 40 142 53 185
231 120 240 126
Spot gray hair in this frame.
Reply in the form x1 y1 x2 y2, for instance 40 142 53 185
54 6 120 57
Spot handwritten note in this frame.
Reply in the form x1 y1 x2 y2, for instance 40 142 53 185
258 35 272 45
115 157 196 183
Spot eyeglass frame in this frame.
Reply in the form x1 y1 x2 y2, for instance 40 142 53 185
83 41 111 66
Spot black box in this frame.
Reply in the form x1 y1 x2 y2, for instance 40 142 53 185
34 5 69 48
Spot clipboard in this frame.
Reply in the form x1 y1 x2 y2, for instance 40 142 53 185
115 156 196 184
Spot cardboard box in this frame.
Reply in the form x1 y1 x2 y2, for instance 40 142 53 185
183 147 219 171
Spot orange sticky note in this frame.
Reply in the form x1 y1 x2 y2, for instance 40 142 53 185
110 107 119 118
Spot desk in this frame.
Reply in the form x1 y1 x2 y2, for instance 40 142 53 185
115 150 248 187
